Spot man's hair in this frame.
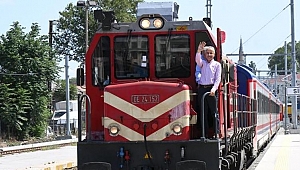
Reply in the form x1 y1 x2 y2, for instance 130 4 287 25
204 46 215 54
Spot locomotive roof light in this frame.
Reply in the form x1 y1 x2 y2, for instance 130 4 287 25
138 14 165 30
140 18 151 29
171 123 183 135
153 18 163 28
109 124 120 136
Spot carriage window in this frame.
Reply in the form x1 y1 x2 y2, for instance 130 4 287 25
114 36 149 79
155 34 190 78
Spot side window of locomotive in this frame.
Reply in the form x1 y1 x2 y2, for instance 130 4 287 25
195 32 213 50
195 32 216 59
155 34 190 78
92 36 110 86
114 36 149 79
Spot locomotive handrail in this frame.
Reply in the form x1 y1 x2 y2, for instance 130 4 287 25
233 92 237 134
232 92 258 131
78 94 91 142
201 92 218 138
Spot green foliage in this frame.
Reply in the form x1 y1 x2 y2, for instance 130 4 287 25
54 0 143 63
0 22 59 140
268 41 300 75
100 0 143 22
69 77 77 85
52 79 78 102
248 61 257 75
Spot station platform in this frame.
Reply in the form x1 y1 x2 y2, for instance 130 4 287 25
251 126 300 170
0 137 77 170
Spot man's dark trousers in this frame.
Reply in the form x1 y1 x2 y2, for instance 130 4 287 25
197 85 218 138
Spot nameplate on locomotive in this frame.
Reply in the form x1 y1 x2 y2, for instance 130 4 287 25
131 94 159 104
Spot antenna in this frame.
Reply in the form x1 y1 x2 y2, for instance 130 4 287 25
204 0 212 28
206 0 212 19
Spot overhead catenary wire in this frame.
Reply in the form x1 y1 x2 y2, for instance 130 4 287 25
230 4 290 54
257 34 291 70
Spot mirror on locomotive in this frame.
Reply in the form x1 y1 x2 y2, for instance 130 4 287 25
221 59 229 83
229 63 235 82
76 68 84 86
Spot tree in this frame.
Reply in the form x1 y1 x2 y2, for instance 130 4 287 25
69 77 77 85
53 0 143 63
52 79 78 102
268 41 300 75
248 61 257 75
0 22 60 139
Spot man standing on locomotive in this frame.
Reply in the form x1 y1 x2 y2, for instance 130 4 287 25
195 42 222 138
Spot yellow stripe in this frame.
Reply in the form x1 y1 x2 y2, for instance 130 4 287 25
56 165 63 170
43 162 74 170
104 115 190 141
274 136 291 170
67 162 73 167
104 90 190 122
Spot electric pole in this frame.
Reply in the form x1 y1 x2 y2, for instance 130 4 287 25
48 20 55 115
290 0 297 128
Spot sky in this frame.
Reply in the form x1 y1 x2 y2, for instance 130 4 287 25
0 0 299 78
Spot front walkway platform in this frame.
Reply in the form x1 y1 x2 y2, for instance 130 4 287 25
252 126 300 170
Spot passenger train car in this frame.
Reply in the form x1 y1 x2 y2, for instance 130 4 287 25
76 2 283 170
236 65 283 154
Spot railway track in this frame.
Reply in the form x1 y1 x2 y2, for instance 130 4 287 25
0 138 77 156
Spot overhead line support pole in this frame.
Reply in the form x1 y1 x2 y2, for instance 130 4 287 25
290 0 297 128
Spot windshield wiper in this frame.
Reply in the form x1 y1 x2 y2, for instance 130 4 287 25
163 28 173 58
123 29 132 59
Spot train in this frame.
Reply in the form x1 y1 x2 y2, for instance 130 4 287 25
76 2 283 170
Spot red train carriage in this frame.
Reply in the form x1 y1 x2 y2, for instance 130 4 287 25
76 2 282 170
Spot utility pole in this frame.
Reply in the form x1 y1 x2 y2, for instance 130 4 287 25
85 1 89 52
65 52 71 136
77 0 97 52
275 64 277 95
284 41 289 134
48 20 56 116
49 20 71 137
290 0 297 128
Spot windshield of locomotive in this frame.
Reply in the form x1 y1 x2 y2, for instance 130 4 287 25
114 36 149 79
155 34 190 78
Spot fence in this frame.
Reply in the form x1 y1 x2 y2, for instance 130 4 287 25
48 117 86 137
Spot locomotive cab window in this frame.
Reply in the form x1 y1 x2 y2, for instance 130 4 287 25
92 36 111 86
155 34 190 78
114 36 149 79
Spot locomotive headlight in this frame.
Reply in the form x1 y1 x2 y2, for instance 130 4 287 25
153 18 163 28
139 15 164 30
171 123 183 135
140 19 151 29
109 124 120 136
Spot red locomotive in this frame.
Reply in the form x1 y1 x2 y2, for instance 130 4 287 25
76 2 283 170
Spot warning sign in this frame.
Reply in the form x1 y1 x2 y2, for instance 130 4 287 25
144 152 152 159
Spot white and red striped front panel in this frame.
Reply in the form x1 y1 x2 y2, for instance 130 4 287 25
103 81 191 141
